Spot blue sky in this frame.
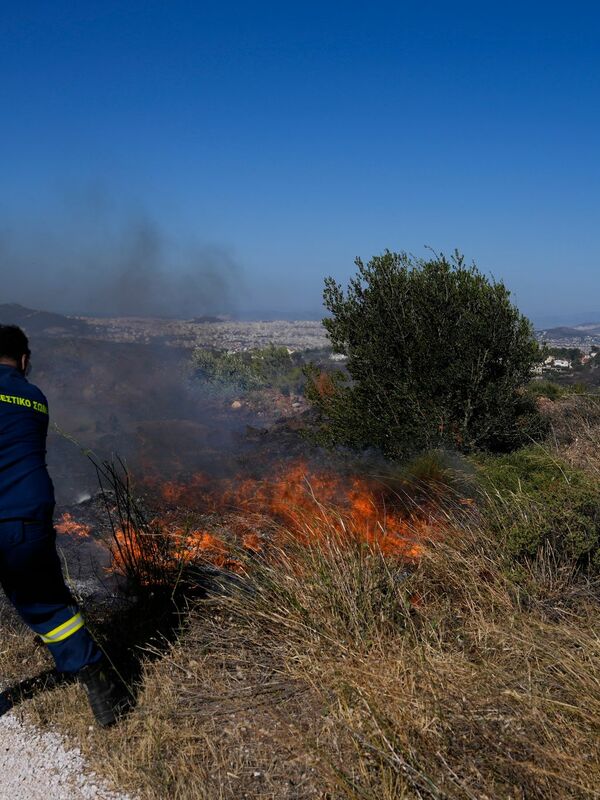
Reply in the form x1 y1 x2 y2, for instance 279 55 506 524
1 2 599 324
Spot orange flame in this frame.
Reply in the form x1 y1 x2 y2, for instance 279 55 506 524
144 459 439 563
93 459 450 581
109 519 246 580
56 512 92 538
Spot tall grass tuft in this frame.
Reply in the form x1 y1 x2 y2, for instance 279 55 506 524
92 457 183 591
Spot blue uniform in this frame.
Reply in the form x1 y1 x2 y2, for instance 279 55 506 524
0 364 101 673
0 365 54 520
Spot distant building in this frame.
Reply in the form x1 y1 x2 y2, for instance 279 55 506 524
541 356 573 373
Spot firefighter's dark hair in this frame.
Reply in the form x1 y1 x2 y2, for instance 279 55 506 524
0 325 31 362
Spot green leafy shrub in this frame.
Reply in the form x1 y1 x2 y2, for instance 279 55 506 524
527 379 564 401
193 344 304 393
479 447 600 570
565 382 590 396
306 250 545 458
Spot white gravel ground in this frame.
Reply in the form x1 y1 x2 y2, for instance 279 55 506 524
0 712 133 800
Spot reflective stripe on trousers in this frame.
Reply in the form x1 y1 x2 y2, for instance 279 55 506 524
40 612 85 644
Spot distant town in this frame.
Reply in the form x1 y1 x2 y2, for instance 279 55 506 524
536 322 600 353
3 302 600 379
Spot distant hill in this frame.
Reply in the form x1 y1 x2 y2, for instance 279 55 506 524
189 315 231 323
0 303 89 336
537 322 600 343
571 322 600 333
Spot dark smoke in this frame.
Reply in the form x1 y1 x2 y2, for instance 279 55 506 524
0 202 241 317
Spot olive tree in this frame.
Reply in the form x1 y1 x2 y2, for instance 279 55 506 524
306 250 544 457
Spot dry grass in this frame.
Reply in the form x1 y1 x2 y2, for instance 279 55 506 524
1 451 600 798
543 394 600 476
167 519 600 800
9 509 596 799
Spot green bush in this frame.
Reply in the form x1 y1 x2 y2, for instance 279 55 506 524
192 344 304 393
306 250 545 458
565 382 590 396
479 447 600 570
527 379 564 401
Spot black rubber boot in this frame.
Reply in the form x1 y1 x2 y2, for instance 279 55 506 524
78 658 130 727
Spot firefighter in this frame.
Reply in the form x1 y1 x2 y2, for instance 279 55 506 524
0 324 127 726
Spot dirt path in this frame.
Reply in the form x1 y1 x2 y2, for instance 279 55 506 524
0 712 133 800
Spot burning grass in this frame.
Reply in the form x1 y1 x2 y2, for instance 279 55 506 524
9 498 597 800
109 455 468 586
2 437 600 798
55 511 92 538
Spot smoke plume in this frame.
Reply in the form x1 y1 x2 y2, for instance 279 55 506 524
0 200 241 318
